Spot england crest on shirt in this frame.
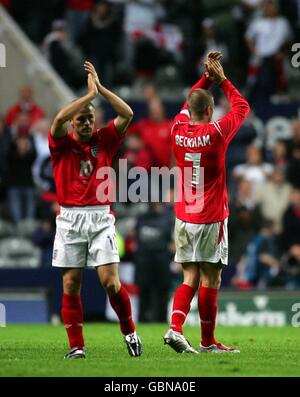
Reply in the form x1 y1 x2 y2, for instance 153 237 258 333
90 144 98 158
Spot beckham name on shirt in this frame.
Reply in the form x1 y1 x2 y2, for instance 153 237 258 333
175 134 211 148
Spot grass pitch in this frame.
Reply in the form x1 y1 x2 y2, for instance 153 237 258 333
0 323 299 377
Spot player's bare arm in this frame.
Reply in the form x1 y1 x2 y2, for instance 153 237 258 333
84 61 133 134
50 73 98 138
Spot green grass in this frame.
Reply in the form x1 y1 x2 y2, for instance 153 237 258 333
0 323 299 377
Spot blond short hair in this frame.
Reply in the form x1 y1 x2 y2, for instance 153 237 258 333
187 89 214 119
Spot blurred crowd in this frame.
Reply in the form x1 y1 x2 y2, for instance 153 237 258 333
0 0 300 322
1 0 300 99
0 80 300 296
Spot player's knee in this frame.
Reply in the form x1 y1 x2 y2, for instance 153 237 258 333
184 278 199 291
214 276 222 289
63 278 81 294
102 278 120 295
202 275 221 289
183 274 200 290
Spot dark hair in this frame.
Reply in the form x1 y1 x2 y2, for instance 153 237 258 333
187 89 214 119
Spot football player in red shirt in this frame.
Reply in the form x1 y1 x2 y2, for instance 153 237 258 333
49 61 142 358
164 54 250 353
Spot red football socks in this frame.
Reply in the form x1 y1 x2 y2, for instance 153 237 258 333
198 286 219 347
108 285 135 335
61 293 84 349
170 284 196 334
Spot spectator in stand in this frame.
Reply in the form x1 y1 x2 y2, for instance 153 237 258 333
232 219 282 289
281 188 300 249
33 199 58 268
245 0 293 99
121 133 154 172
9 112 31 138
122 0 168 79
195 18 230 81
286 144 300 188
78 0 121 87
235 178 256 210
128 97 173 168
271 139 289 169
43 19 86 90
254 167 292 233
5 85 45 128
134 202 173 323
233 144 274 193
31 118 52 192
123 0 165 38
228 178 262 268
280 188 300 288
232 0 264 85
6 136 37 223
65 0 94 43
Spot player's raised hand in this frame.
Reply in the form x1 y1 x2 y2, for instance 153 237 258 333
207 51 222 61
87 73 98 97
204 52 222 81
205 58 226 85
84 61 101 88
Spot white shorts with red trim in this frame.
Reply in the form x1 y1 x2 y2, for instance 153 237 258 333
52 206 120 268
174 217 228 265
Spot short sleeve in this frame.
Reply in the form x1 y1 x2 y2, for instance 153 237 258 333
48 132 69 158
96 120 125 158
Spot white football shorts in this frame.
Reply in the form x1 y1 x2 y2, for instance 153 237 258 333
52 206 120 268
174 217 228 265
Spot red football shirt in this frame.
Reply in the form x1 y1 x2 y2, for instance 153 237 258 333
172 78 250 224
49 120 124 206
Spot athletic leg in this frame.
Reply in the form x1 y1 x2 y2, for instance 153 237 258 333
164 262 200 353
198 262 222 347
199 262 239 352
170 262 200 333
61 268 85 358
97 263 135 335
97 263 142 357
